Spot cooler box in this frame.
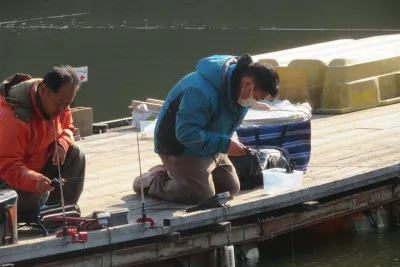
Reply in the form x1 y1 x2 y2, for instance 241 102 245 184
236 101 312 172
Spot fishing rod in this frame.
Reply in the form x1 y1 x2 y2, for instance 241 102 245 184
137 132 145 218
135 131 155 228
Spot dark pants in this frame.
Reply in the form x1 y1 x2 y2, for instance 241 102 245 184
0 144 86 221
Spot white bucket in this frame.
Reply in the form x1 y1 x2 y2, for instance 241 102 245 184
262 168 303 195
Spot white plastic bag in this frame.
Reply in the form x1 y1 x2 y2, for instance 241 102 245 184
140 119 157 139
131 103 158 129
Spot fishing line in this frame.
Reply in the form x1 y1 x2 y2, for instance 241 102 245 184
137 132 145 205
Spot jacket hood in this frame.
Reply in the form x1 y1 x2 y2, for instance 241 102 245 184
0 74 43 121
10 80 40 108
195 55 238 96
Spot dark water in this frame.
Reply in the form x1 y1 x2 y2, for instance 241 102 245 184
239 229 400 267
1 0 399 122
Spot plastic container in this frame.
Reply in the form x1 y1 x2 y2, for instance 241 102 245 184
262 168 303 195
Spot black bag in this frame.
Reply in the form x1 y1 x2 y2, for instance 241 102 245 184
229 146 294 190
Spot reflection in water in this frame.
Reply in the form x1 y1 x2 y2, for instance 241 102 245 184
247 227 400 267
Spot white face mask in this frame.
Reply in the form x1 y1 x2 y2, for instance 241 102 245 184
237 85 258 107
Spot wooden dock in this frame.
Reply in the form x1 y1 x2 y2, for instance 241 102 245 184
1 103 400 266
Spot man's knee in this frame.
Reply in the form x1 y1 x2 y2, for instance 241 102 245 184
229 180 240 196
64 144 86 178
67 144 85 163
192 187 216 204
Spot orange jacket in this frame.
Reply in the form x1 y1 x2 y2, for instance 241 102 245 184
0 76 75 192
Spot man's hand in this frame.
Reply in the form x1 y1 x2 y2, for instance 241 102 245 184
50 143 66 165
227 139 246 156
36 176 53 193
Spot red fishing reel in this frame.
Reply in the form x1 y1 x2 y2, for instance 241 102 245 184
137 217 155 229
56 226 88 243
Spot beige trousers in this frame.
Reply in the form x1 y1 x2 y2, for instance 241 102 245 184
148 153 240 204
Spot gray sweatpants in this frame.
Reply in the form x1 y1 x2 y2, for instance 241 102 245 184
148 153 240 205
0 144 86 222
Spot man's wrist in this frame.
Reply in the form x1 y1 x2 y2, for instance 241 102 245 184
57 139 69 152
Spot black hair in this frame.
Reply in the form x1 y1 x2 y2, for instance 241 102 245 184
231 53 279 101
42 65 81 93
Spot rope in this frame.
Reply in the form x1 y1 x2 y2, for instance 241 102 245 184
52 121 67 227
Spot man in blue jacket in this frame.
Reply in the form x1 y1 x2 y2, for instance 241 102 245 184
133 54 280 204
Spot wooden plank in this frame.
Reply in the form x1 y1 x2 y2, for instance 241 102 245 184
313 129 400 154
310 104 400 128
306 150 400 188
311 110 400 137
310 144 400 167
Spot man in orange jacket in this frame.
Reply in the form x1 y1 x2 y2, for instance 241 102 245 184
0 66 86 221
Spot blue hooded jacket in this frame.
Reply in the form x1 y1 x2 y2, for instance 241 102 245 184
154 55 250 157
